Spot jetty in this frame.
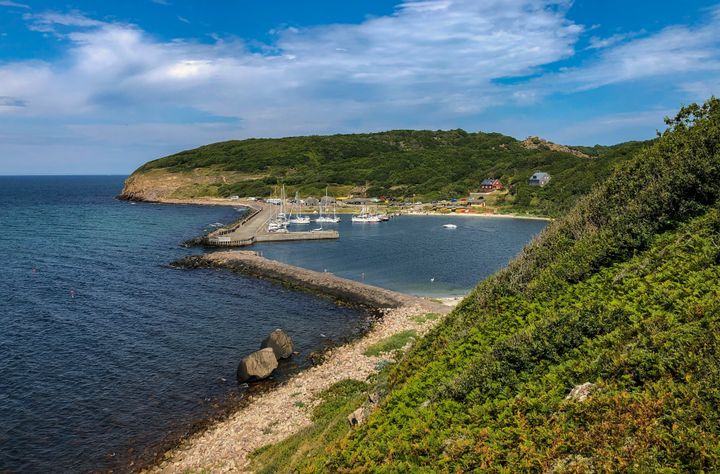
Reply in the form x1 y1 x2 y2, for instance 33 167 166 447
204 200 339 247
175 251 448 312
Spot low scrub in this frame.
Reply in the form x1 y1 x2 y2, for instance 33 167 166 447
363 330 417 357
258 99 720 471
249 380 368 474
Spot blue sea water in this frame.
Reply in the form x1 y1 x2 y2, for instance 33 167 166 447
0 176 546 473
0 176 368 473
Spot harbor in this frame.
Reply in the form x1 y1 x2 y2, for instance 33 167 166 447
203 199 339 247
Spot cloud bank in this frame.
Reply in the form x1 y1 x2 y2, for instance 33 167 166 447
0 0 719 173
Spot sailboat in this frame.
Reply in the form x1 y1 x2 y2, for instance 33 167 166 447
316 187 341 223
288 191 311 224
268 185 289 232
351 206 381 223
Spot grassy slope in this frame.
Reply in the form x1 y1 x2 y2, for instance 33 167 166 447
132 130 647 217
252 99 720 472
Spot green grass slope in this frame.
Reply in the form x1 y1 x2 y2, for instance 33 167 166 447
252 98 720 472
131 130 646 216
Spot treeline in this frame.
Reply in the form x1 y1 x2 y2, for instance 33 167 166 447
136 129 648 216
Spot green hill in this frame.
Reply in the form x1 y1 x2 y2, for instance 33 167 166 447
122 130 647 217
250 98 720 472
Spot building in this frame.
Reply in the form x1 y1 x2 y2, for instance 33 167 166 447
528 172 551 187
345 197 373 205
304 197 320 206
320 195 336 205
480 178 504 192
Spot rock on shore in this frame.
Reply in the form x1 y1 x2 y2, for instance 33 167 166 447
237 348 278 382
261 329 294 359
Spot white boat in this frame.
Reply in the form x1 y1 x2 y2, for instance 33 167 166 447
443 224 457 229
268 221 288 232
352 207 382 223
288 191 311 224
268 185 290 231
288 216 311 224
315 187 341 223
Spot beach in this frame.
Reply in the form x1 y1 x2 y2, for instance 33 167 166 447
149 251 455 473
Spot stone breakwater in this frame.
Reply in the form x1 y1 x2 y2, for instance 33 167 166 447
150 251 453 473
174 251 447 312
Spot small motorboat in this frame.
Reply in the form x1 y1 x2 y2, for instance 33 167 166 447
443 224 457 229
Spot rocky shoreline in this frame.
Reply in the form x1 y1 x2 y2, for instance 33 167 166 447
146 251 453 473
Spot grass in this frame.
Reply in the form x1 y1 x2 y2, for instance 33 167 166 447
249 380 368 474
410 313 440 324
363 330 417 357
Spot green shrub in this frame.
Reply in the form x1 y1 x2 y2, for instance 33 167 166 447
276 98 720 471
363 330 418 357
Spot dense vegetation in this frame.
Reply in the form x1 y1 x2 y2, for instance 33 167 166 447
252 98 720 471
134 130 647 216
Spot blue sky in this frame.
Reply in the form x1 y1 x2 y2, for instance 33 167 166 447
1 1 719 174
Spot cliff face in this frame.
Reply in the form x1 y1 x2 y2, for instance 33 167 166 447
119 168 241 201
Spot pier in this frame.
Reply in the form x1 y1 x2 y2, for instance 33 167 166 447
204 200 339 247
175 251 449 312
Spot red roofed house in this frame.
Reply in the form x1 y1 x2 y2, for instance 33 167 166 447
480 178 503 193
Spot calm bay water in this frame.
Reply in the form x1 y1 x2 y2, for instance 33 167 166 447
255 214 547 297
0 176 546 473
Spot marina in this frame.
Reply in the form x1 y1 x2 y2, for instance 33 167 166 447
203 199 339 247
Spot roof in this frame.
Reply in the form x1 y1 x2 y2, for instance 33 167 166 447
481 178 497 186
530 172 550 179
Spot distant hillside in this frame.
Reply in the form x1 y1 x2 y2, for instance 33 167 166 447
121 130 648 217
250 98 720 471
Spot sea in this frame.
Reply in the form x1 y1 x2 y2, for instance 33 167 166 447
0 176 546 473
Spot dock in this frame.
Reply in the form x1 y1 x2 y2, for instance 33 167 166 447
204 200 339 247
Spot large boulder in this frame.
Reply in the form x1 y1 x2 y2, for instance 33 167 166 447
261 329 294 359
237 348 278 382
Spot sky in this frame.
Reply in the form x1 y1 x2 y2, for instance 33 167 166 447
1 1 719 175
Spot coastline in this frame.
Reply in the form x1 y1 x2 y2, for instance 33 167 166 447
125 196 553 222
400 211 553 221
148 251 455 473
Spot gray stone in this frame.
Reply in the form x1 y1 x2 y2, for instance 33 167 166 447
237 348 278 382
565 382 596 402
347 406 370 427
261 329 294 359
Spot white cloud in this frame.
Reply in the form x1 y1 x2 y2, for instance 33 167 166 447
24 10 107 33
0 0 719 173
0 0 30 9
586 32 639 50
548 10 720 92
1 0 583 127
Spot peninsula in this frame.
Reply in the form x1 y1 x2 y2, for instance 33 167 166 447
120 130 648 218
